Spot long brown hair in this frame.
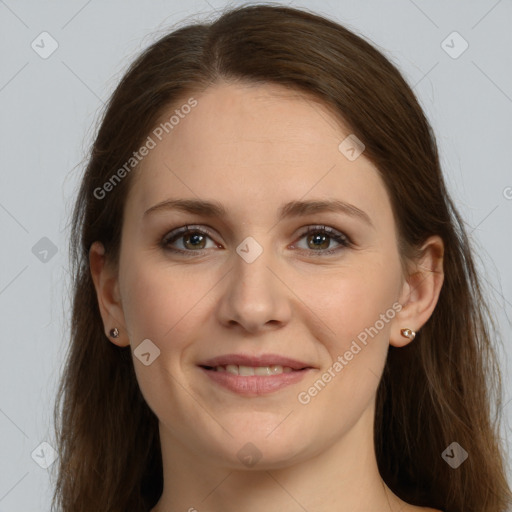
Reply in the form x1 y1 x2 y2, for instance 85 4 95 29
51 4 512 511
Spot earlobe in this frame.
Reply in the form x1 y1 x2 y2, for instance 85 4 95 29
390 235 444 348
400 328 416 341
89 241 130 347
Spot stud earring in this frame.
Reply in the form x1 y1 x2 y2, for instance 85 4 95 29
400 328 416 340
109 327 120 339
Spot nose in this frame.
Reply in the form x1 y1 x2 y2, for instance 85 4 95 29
216 241 292 334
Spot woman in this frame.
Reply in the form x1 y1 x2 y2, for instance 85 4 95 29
52 4 512 511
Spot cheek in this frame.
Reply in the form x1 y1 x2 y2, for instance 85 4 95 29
299 254 400 353
119 253 202 345
295 252 400 408
118 255 203 420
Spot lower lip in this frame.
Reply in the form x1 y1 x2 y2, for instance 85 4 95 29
199 367 312 395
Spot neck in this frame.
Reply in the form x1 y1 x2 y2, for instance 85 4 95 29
151 404 405 512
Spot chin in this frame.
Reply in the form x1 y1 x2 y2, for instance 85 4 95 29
205 428 316 470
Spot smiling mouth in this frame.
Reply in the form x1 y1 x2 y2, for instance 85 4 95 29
198 364 313 395
200 364 309 375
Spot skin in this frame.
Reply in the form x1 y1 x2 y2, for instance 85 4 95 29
90 82 444 512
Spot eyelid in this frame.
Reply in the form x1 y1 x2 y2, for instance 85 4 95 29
295 225 351 244
161 224 219 244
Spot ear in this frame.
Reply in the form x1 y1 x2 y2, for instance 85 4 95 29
89 241 130 347
390 235 444 348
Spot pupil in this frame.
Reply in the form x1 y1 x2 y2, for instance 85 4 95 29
185 233 205 249
308 233 329 250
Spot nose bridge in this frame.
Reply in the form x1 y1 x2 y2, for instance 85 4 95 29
232 235 277 303
217 233 291 331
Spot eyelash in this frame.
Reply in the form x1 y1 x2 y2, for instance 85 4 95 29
160 224 352 257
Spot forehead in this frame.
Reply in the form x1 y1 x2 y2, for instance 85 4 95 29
126 82 391 225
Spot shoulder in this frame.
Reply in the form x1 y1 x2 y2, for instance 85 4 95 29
392 494 442 512
394 496 443 512
407 506 443 512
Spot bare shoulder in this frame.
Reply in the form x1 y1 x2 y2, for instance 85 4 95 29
406 505 443 512
392 495 443 512
390 491 442 512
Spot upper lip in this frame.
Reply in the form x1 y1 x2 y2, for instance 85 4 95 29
198 353 314 370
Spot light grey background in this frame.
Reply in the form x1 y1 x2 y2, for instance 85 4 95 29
1 0 511 510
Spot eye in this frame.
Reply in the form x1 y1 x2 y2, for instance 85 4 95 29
291 225 351 256
161 224 352 256
161 225 220 254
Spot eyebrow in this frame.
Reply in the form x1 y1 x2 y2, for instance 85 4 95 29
143 198 374 228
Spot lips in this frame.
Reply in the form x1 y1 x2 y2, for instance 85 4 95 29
197 353 315 395
198 353 313 371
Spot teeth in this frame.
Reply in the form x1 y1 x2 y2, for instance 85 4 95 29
216 365 295 375
239 365 255 376
255 366 272 376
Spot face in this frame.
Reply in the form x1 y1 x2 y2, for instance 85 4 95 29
98 82 416 468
